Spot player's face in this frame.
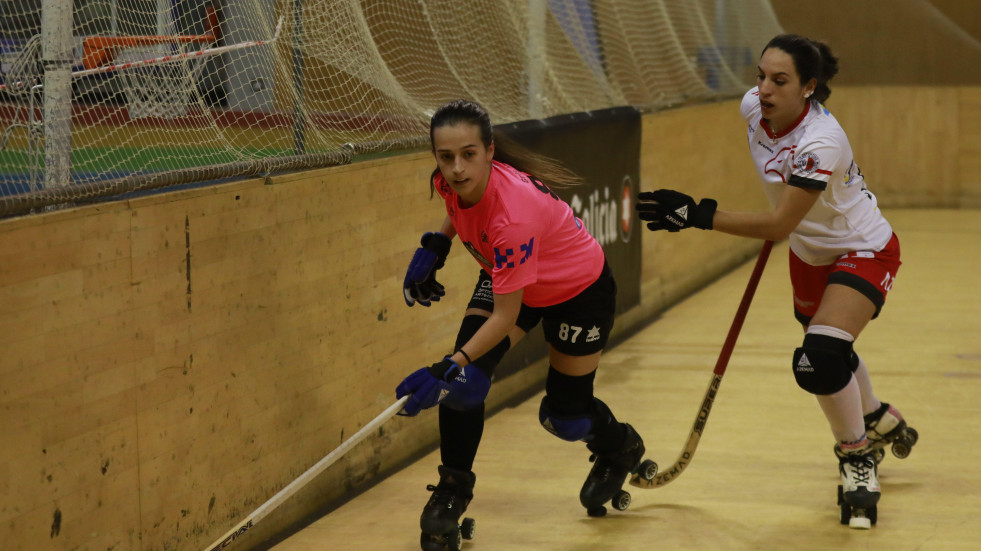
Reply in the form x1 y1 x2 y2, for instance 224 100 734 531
432 123 495 207
756 47 816 133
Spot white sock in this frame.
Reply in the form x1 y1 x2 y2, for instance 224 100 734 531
817 376 867 444
807 325 866 444
852 354 881 416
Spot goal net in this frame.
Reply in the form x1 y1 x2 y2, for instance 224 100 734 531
0 0 782 212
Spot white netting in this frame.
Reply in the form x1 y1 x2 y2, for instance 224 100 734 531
118 44 207 119
0 0 783 209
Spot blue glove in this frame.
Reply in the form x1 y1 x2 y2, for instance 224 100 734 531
403 232 452 307
396 357 462 416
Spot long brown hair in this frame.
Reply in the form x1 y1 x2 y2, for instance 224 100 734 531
428 99 583 195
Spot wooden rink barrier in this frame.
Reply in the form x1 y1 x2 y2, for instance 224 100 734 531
0 86 979 551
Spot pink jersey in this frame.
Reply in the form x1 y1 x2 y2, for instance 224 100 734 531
434 161 604 307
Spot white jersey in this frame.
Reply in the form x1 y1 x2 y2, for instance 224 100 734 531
740 87 893 266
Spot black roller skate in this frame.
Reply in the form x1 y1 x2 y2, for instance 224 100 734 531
579 424 658 517
865 402 918 464
835 445 880 529
419 465 476 551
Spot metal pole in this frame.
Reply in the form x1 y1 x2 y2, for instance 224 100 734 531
292 0 306 155
526 0 546 119
41 0 73 189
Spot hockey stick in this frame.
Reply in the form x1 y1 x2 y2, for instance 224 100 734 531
630 240 773 489
201 395 409 551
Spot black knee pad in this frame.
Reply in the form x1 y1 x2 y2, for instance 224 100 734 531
455 315 510 375
792 333 854 395
539 395 593 441
538 367 597 441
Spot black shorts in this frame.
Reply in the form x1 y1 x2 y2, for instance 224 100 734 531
465 261 617 356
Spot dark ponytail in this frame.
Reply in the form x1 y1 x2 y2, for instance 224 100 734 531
428 99 582 195
763 34 839 104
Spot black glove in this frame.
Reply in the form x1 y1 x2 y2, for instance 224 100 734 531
403 232 452 306
636 189 717 231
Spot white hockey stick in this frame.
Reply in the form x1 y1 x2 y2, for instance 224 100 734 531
202 395 409 551
631 240 773 489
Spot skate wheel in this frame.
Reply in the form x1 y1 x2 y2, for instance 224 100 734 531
460 518 476 540
892 427 918 459
637 459 658 481
848 513 872 530
612 490 631 511
892 440 910 459
449 528 463 551
586 505 607 517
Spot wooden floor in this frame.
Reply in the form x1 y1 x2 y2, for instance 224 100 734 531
267 209 981 551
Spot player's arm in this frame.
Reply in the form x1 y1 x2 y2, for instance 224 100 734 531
448 288 522 366
395 287 521 416
637 184 820 241
437 215 457 240
712 185 821 241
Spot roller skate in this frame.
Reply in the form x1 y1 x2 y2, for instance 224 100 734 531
865 403 918 464
419 465 476 551
835 444 880 529
579 424 658 517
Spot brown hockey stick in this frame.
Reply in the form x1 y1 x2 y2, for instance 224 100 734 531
631 240 773 489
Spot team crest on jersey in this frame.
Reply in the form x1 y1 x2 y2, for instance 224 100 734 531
795 152 821 174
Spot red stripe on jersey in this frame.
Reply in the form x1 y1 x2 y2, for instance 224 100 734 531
816 169 832 175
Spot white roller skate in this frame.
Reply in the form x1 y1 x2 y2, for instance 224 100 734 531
835 444 880 529
864 402 918 464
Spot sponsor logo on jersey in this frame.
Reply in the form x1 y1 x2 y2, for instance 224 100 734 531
795 152 821 174
757 140 775 153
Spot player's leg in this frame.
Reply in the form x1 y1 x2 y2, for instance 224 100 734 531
421 271 526 547
536 263 652 515
790 253 878 526
814 237 916 463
